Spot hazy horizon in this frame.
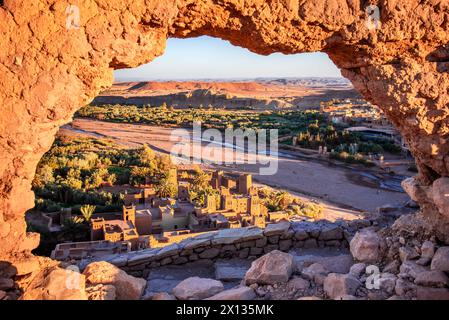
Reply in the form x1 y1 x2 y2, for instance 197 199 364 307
114 36 343 82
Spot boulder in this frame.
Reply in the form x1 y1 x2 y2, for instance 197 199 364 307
395 278 417 296
378 273 397 295
414 271 449 288
417 241 435 266
301 263 329 285
244 250 294 285
83 261 146 300
430 247 449 272
85 284 116 300
206 286 256 300
430 177 449 218
323 273 361 299
349 263 366 278
22 267 87 300
173 277 224 300
399 247 419 262
399 261 428 280
0 277 14 291
350 230 381 263
417 287 449 300
264 221 291 236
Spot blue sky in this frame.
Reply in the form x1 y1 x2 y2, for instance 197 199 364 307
114 36 342 81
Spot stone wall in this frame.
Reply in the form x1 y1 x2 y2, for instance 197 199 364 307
83 219 380 278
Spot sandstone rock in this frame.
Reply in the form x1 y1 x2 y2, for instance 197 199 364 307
430 178 449 218
417 287 449 300
350 230 380 263
287 277 310 291
2 0 449 274
415 271 449 288
172 277 224 300
399 261 428 280
0 262 17 278
0 277 14 290
83 261 146 300
395 279 417 297
264 221 290 236
244 250 294 285
416 241 435 266
85 284 116 300
301 263 329 285
206 286 256 300
323 273 361 299
431 247 449 272
383 260 400 274
349 263 366 278
399 246 420 262
378 273 397 295
152 292 177 300
421 241 435 260
14 257 40 276
22 267 87 300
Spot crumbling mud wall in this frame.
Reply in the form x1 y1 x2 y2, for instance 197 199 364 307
0 0 449 271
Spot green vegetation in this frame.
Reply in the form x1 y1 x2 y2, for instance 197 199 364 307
77 104 324 135
32 135 175 213
258 187 323 219
78 104 402 158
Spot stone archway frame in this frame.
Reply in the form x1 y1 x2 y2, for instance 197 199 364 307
1 0 449 267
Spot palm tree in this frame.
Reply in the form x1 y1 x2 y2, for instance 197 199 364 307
155 177 176 198
80 204 96 222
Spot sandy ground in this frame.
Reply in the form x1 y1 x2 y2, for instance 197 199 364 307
60 118 411 219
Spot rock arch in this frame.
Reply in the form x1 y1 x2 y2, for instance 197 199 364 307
1 0 449 268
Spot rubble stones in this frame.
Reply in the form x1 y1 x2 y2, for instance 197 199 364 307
430 247 449 272
350 230 381 263
244 250 294 285
323 273 361 299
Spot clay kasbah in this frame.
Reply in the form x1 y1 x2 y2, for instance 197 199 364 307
1 0 449 312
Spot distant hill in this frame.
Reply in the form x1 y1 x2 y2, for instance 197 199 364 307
93 78 360 109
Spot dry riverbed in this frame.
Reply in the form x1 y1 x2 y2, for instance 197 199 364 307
60 118 411 219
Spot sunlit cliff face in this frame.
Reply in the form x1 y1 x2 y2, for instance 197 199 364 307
1 0 449 263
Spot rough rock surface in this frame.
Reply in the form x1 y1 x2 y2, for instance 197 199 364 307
2 0 449 293
22 267 87 300
172 277 224 300
85 284 116 300
244 250 294 285
206 286 256 300
323 273 361 299
83 261 146 300
350 230 381 263
431 247 449 272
